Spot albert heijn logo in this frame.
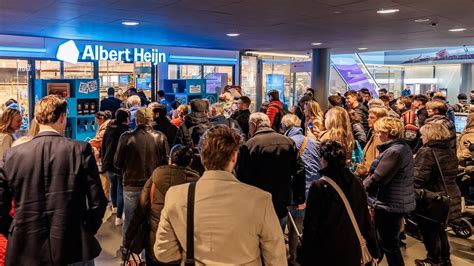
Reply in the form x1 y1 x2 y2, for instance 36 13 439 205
56 40 167 65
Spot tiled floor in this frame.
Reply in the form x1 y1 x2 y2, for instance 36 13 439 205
95 208 473 265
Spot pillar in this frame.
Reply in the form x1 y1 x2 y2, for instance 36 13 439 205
460 63 472 95
310 48 331 110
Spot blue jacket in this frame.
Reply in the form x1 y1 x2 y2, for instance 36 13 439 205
363 139 416 214
129 106 141 130
285 127 321 195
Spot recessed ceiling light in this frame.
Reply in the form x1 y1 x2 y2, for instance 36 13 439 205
377 8 400 14
334 11 342 14
449 28 467 32
311 42 323 46
358 47 368 50
414 19 430 23
226 33 240 37
122 21 139 26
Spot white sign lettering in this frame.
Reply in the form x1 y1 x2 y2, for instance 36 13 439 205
81 45 166 64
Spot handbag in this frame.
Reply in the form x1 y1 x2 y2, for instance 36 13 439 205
414 150 451 225
321 176 377 266
185 182 197 266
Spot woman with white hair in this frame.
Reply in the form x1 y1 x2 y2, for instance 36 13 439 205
127 95 142 129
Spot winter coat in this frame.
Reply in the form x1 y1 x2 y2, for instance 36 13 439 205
457 127 474 166
354 104 369 133
0 131 107 265
352 122 367 148
237 127 306 219
124 165 199 262
89 120 111 160
266 100 283 129
114 125 169 190
425 115 456 152
231 109 251 138
209 115 245 139
414 140 462 220
285 127 321 194
363 139 416 214
299 167 379 266
100 96 122 118
174 112 209 147
152 118 178 150
417 107 429 127
101 122 130 174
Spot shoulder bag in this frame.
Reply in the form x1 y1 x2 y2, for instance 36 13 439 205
185 182 197 266
414 150 451 225
298 137 308 157
321 176 377 266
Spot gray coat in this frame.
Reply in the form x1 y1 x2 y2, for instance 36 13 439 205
363 139 416 214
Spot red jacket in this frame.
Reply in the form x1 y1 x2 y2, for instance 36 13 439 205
266 100 283 127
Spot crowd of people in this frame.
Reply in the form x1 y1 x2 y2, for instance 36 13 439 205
0 84 472 266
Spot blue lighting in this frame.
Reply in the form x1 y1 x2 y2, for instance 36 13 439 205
0 46 47 53
169 55 237 62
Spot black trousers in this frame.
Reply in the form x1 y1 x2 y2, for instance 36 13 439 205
416 217 450 263
374 209 405 266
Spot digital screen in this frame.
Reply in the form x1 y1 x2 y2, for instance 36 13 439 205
136 77 151 90
455 114 468 133
119 75 129 85
265 74 285 101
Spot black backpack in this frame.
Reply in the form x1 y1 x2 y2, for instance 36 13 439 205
183 122 210 148
271 105 290 132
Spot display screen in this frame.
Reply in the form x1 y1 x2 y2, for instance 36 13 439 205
455 114 468 133
119 75 129 85
265 74 285 101
136 77 151 90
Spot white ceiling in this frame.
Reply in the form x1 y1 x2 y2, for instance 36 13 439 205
0 0 474 53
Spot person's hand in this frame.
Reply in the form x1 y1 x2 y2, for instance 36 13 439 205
355 164 368 178
296 203 306 210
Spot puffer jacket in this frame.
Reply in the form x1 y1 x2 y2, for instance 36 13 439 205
285 127 321 195
114 125 169 190
414 140 462 220
363 139 416 214
124 165 199 262
425 115 456 152
457 127 474 166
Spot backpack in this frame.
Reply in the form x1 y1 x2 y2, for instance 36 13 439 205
402 110 419 140
182 122 211 147
350 140 364 173
271 104 290 131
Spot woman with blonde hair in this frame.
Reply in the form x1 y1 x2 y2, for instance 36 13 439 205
457 113 474 166
318 106 354 160
0 106 23 158
363 117 415 266
304 100 324 139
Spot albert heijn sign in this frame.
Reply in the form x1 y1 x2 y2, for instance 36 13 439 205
56 40 167 65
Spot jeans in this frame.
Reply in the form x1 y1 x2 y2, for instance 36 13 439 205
287 207 304 266
279 215 288 232
374 209 405 266
68 260 94 266
416 217 450 263
107 171 124 218
123 190 141 245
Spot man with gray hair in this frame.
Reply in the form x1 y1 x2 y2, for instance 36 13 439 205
237 112 306 230
127 95 142 129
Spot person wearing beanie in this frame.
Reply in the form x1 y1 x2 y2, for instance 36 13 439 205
114 107 169 252
174 99 210 147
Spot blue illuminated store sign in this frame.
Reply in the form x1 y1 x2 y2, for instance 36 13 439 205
56 40 167 65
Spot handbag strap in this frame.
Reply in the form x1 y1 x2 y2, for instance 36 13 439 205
186 182 197 266
321 176 367 247
298 137 308 157
431 150 449 194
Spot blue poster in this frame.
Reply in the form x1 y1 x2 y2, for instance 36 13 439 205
265 74 285 101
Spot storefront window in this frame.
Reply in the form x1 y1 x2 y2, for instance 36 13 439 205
99 61 152 100
241 56 258 111
64 62 93 79
0 59 30 131
203 65 233 85
35 60 60 79
180 65 201 79
262 58 291 106
168 64 178 79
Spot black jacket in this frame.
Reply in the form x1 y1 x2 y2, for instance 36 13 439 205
352 122 367 148
414 140 462 220
363 139 416 214
124 165 199 262
174 112 209 147
237 127 306 218
0 131 107 265
231 109 251 138
100 96 122 118
299 167 379 266
417 107 429 127
152 118 178 149
101 122 130 174
354 104 369 133
114 125 169 190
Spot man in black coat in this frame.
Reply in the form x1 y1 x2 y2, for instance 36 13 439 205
100 87 122 118
149 103 177 149
237 112 306 229
0 95 107 265
231 96 252 139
